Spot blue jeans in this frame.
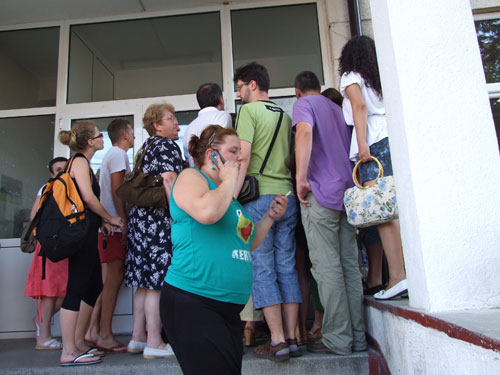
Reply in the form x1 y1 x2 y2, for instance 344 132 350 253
244 195 302 309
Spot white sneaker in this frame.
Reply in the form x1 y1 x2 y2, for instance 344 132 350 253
127 340 147 353
143 344 175 359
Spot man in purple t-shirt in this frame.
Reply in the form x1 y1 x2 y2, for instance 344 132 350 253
292 71 366 356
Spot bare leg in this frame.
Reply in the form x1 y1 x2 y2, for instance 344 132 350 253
36 297 57 346
310 309 323 334
85 264 106 344
262 304 285 344
85 295 101 344
294 241 310 342
131 288 147 342
281 303 299 340
75 301 94 352
365 242 384 288
96 259 124 348
60 308 95 364
363 179 406 289
377 220 406 288
144 289 166 349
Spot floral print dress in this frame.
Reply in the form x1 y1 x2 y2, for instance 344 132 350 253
125 136 183 290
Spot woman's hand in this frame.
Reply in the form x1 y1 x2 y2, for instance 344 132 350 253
218 158 240 185
268 195 288 220
101 222 114 236
107 216 124 231
358 141 372 163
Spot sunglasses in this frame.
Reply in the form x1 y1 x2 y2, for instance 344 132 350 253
91 133 104 140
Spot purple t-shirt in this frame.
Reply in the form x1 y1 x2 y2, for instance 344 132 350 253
292 94 353 211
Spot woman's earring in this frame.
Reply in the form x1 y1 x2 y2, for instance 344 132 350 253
210 166 216 170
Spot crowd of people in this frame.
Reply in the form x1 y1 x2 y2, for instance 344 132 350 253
23 35 407 372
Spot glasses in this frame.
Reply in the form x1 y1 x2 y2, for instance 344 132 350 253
235 81 250 91
91 133 103 140
162 115 177 122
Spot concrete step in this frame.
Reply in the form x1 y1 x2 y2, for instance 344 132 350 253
0 338 371 375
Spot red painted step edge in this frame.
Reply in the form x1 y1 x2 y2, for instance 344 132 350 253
365 299 500 354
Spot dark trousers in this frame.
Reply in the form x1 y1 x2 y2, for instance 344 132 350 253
160 283 244 375
62 224 103 311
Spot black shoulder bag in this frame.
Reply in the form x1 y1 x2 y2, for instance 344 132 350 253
237 106 284 205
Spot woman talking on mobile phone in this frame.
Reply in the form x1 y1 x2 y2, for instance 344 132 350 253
160 125 288 375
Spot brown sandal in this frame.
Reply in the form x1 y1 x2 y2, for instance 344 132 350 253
253 340 290 362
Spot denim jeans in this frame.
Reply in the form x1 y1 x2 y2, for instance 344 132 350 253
244 195 302 309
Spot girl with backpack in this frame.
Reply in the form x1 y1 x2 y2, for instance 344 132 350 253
57 121 124 366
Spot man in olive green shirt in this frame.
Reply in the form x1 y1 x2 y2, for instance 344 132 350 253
234 62 301 361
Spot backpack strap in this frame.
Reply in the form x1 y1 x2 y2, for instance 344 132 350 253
70 153 93 183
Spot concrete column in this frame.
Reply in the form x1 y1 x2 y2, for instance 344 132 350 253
370 0 500 311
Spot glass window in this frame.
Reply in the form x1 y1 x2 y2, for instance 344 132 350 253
490 97 500 149
71 116 134 173
475 18 500 84
68 13 222 103
174 110 199 159
0 27 59 110
231 4 323 89
0 116 54 238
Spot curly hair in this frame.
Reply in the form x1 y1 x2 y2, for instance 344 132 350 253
143 102 175 136
338 36 382 98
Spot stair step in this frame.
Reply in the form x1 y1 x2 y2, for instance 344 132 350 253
0 338 370 375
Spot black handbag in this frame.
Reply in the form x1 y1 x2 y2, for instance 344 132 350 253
116 139 167 208
237 107 284 205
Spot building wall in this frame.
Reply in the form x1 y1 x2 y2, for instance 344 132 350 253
365 306 500 374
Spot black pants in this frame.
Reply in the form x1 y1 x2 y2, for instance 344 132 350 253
62 224 103 311
160 283 244 375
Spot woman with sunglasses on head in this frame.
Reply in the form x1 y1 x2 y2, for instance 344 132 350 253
339 35 407 300
57 121 124 366
160 125 288 375
124 103 183 359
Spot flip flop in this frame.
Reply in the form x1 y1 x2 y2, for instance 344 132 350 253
35 338 62 350
86 348 105 357
60 353 102 367
97 343 128 353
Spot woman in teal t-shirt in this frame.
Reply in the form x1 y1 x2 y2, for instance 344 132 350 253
160 125 288 375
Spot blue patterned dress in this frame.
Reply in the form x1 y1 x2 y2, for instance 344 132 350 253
125 136 183 290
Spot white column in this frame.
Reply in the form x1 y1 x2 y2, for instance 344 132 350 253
370 0 500 311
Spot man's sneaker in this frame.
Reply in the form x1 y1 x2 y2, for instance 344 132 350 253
306 338 349 355
253 340 290 362
286 338 303 357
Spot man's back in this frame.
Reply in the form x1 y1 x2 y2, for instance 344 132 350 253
292 94 353 210
99 146 130 216
184 107 232 166
236 101 293 195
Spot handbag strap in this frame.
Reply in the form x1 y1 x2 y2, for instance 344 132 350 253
352 156 384 189
258 105 284 176
133 138 158 173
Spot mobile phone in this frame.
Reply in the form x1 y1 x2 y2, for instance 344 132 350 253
209 151 226 168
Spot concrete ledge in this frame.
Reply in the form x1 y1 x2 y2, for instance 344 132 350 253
365 298 500 353
364 298 500 374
